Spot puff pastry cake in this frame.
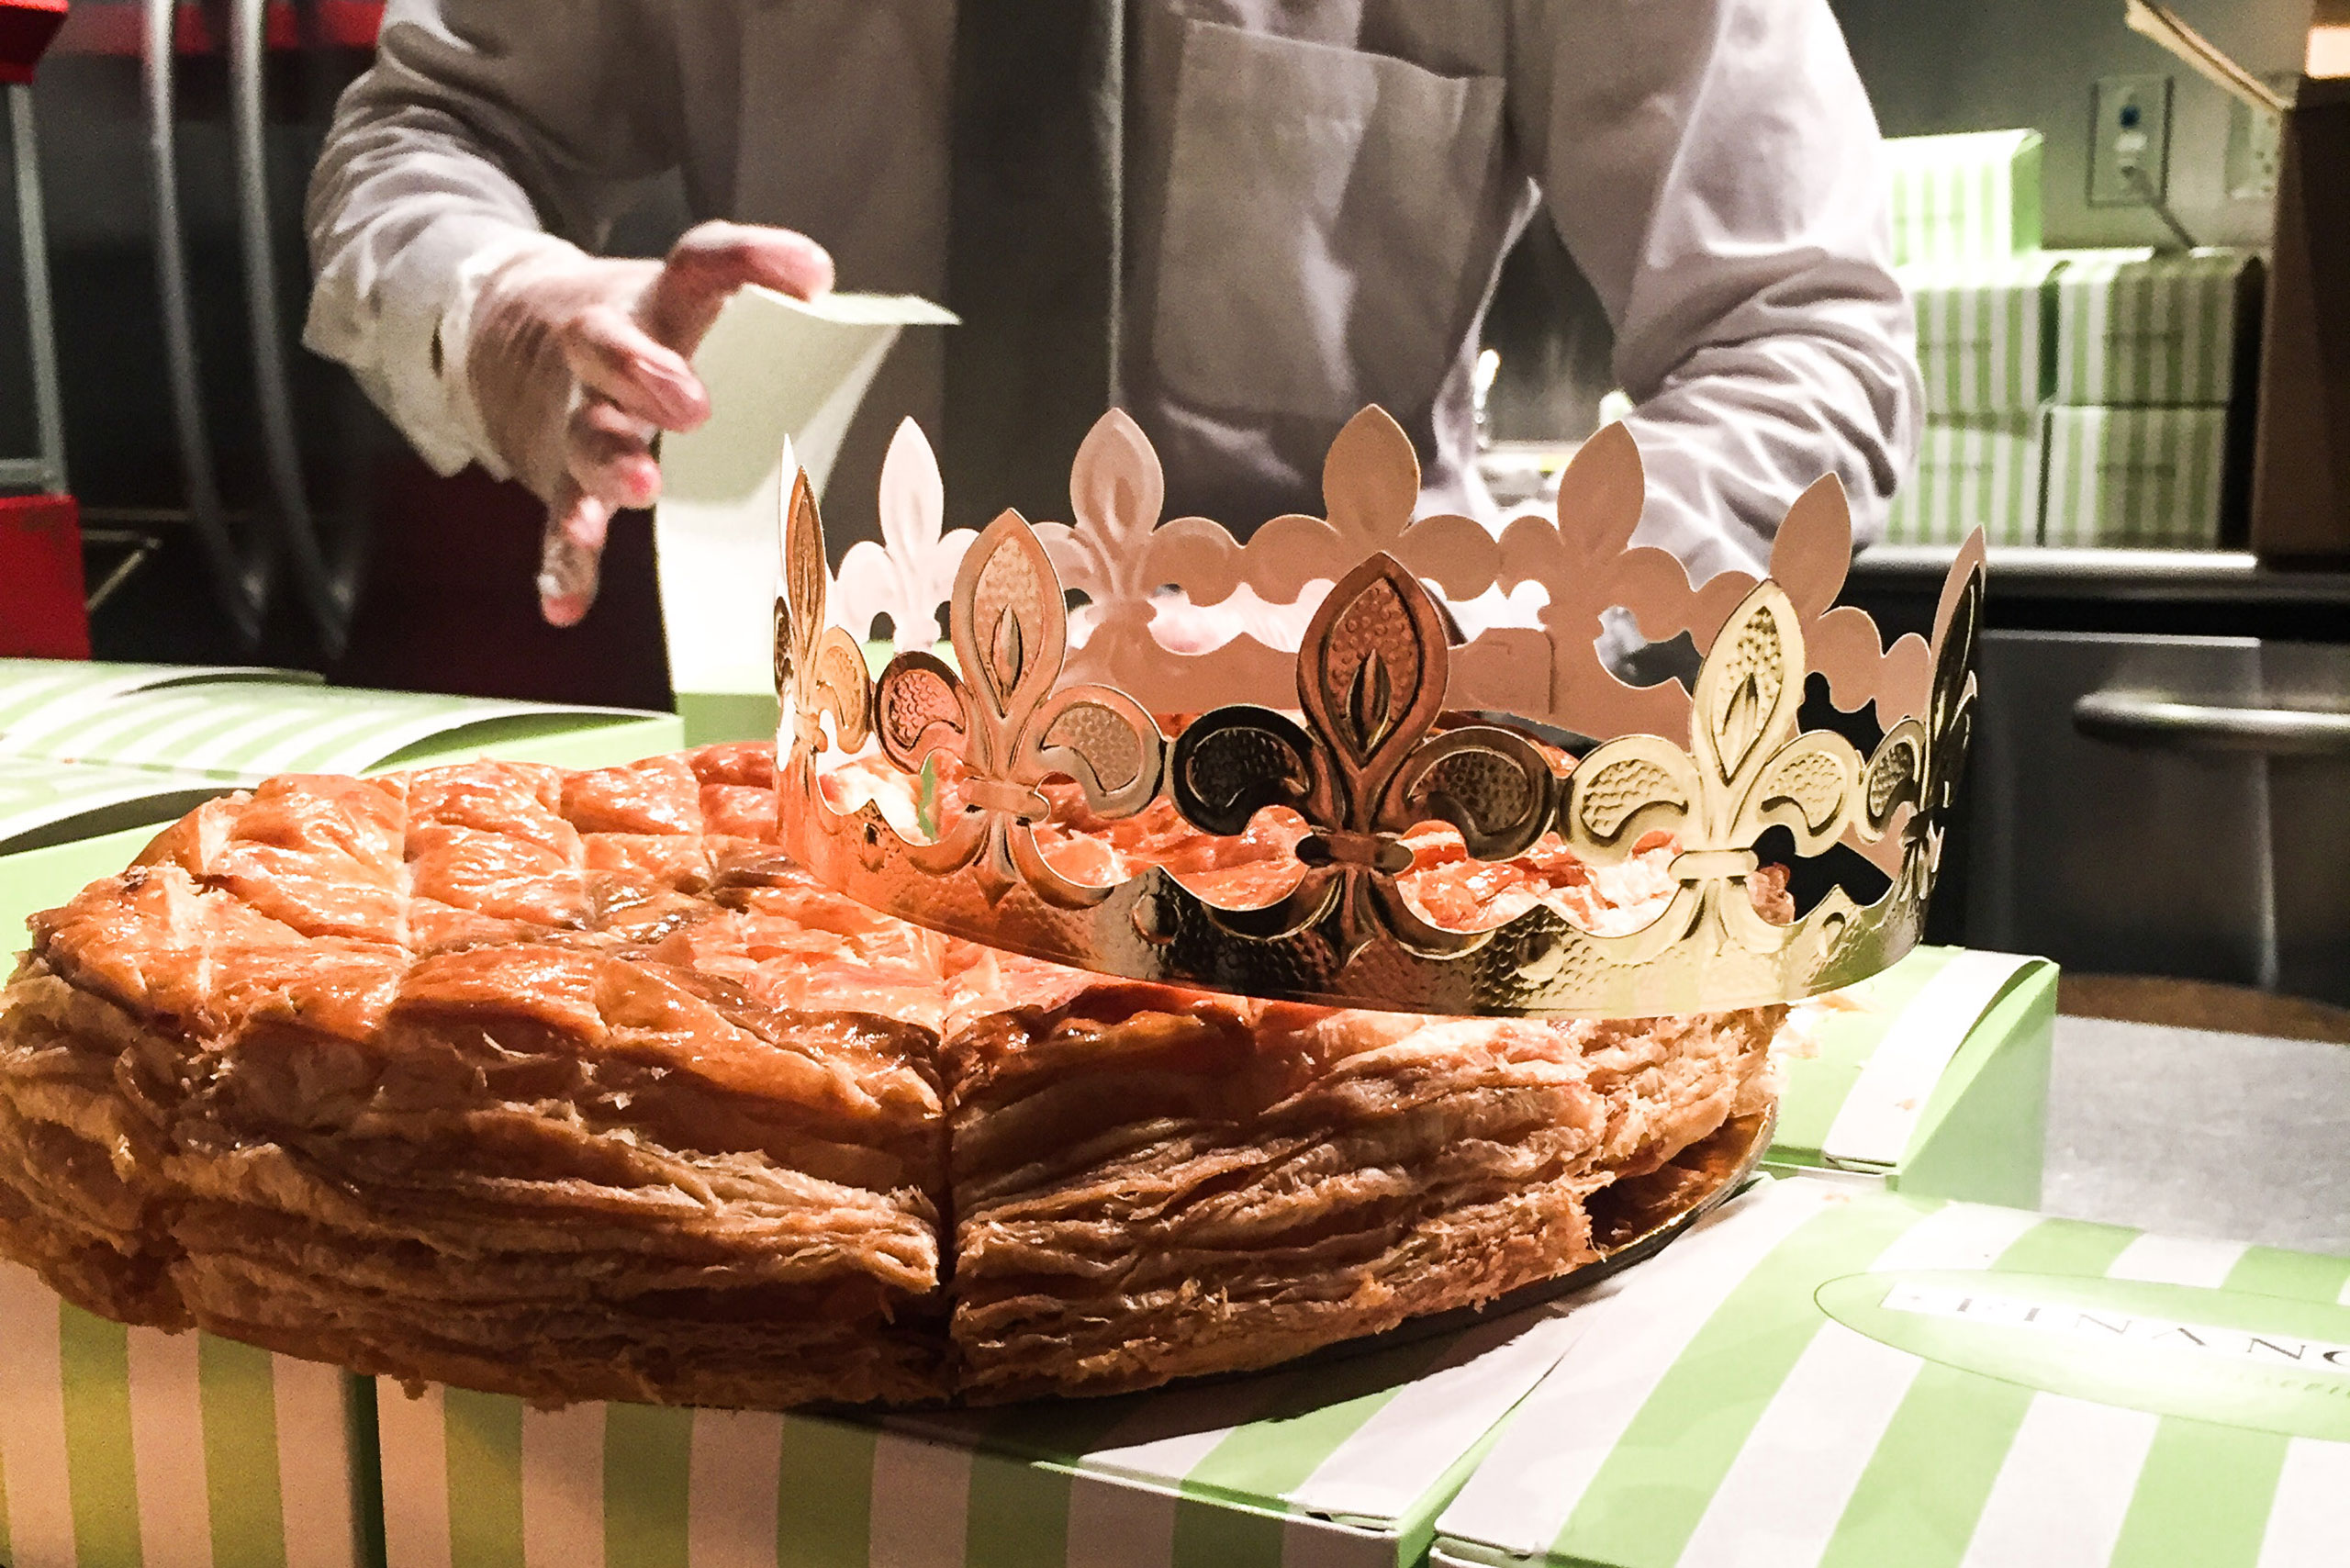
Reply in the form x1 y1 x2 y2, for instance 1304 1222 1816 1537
0 745 1780 1407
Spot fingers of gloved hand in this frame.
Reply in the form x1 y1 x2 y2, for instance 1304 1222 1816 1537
639 221 836 353
537 487 612 628
561 303 710 430
565 397 662 511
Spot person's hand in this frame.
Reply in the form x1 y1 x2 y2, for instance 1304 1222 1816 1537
465 221 835 625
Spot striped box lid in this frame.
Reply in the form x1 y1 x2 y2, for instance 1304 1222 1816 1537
1771 946 2050 1175
377 1307 1578 1568
2052 248 2263 408
1886 415 2046 548
0 1261 375 1568
1885 130 2043 268
2042 404 2232 550
0 677 666 787
1901 252 2065 416
0 756 231 854
1433 1178 2350 1568
0 660 305 741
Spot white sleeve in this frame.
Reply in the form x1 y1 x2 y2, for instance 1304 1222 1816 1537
302 0 674 476
1516 0 1922 582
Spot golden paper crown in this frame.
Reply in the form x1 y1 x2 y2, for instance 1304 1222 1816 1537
772 407 1984 1018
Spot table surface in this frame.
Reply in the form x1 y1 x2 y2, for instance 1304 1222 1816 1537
2044 1016 2350 1255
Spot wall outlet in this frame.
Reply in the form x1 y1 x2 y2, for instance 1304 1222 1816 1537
2088 73 2173 207
2225 73 2297 201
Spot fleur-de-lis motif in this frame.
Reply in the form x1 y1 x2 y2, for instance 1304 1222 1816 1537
763 404 1988 1017
1560 579 1862 958
774 468 872 770
1857 531 1985 892
870 512 1165 907
1150 405 1497 622
834 419 976 649
1494 422 1700 738
1169 553 1556 962
1682 476 1934 723
1036 409 1166 688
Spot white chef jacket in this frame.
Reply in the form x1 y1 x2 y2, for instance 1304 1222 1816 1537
305 0 1921 584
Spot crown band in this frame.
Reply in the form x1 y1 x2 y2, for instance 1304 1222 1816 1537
774 408 1985 1019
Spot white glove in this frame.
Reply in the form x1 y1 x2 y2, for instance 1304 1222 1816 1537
464 221 835 625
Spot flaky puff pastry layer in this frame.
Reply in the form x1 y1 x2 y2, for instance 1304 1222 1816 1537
0 746 1777 1407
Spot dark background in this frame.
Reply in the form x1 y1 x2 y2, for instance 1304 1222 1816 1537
0 0 2311 702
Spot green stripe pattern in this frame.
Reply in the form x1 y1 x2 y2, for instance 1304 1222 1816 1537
2107 1248 2350 1568
1886 131 2042 266
1549 1199 1929 1565
1903 253 2061 416
606 1404 696 1568
1769 946 1958 1165
1886 415 2044 546
778 1417 878 1567
446 1385 527 1568
201 1334 288 1568
1810 1214 2138 1568
0 755 228 848
59 1305 145 1568
964 1397 1155 1568
6 1281 371 1568
1171 1338 1453 1567
2042 405 2228 548
397 1327 1486 1568
0 667 663 790
2053 250 2258 407
3 687 545 780
1450 1198 2350 1568
0 660 297 735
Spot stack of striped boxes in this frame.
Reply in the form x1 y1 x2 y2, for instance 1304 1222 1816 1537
1888 251 2064 546
1887 185 2263 547
1882 130 2049 547
2042 249 2263 548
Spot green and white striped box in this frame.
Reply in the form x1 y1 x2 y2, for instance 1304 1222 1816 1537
376 1307 1578 1568
0 756 231 857
1432 1178 2350 1568
1902 252 2063 416
1886 415 2045 546
1768 947 2054 1211
0 1260 379 1568
1885 130 2043 267
2042 404 2232 549
0 661 309 742
0 678 680 785
2052 249 2264 408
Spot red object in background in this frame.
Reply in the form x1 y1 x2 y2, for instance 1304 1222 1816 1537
0 492 90 658
331 458 670 711
0 0 66 84
51 0 382 56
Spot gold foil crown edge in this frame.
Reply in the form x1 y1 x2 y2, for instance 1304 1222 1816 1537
772 407 1985 1018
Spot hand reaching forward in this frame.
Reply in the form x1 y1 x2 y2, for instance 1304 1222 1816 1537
465 221 835 625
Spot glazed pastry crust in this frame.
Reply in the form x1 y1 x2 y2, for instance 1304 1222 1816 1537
0 746 1777 1406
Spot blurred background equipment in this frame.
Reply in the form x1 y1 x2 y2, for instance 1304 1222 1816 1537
0 0 81 660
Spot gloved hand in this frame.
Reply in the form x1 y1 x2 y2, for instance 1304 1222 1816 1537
464 221 835 625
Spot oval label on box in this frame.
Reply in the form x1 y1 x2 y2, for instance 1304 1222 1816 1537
1818 1270 2350 1440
